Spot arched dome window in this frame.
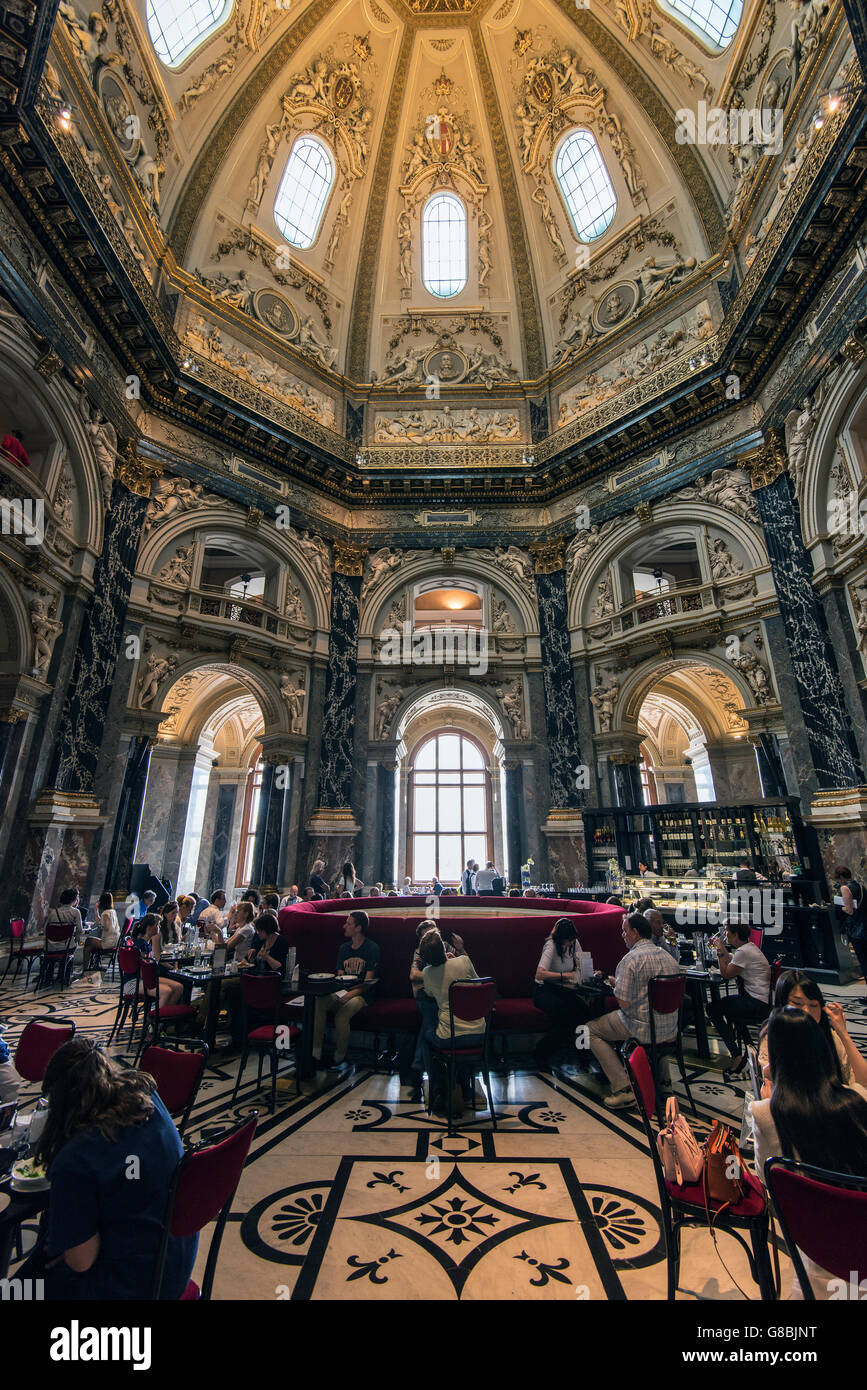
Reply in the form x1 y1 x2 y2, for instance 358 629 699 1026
657 0 742 49
146 0 233 68
273 136 334 249
555 130 617 241
408 732 492 883
422 193 467 298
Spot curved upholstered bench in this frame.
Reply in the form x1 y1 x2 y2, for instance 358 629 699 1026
278 896 626 1046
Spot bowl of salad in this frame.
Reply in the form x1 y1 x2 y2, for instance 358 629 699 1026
10 1158 49 1190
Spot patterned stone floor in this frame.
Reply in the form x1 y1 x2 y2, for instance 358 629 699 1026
2 965 865 1301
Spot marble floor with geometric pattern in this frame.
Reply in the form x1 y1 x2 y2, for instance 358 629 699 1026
3 969 865 1301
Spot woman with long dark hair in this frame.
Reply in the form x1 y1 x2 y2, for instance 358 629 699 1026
532 918 595 1068
28 1037 197 1299
750 1007 867 1297
82 890 120 972
158 899 181 948
758 970 867 1087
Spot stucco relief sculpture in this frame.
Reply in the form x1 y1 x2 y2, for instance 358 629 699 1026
362 547 404 603
673 467 760 524
154 547 193 588
184 318 337 424
565 519 617 593
785 395 817 493
285 582 306 622
496 678 528 739
79 395 117 508
144 476 223 536
731 642 774 705
475 544 535 596
295 532 332 605
374 408 520 444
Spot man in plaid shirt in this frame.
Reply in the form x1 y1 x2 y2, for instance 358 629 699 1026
587 912 680 1109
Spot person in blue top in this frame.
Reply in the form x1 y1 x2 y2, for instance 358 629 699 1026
30 1036 197 1300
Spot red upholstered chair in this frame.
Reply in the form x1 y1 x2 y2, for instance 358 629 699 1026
647 975 696 1121
764 1157 867 1299
624 1041 775 1300
152 1113 258 1300
134 958 198 1061
15 1017 76 1082
107 945 144 1047
749 927 764 950
34 919 77 991
426 978 497 1138
1 919 41 988
230 971 299 1112
140 1041 208 1137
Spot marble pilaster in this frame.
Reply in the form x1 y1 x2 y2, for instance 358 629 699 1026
503 760 524 887
532 548 584 812
102 734 153 895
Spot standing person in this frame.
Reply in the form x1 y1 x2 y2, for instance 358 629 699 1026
28 1037 197 1300
340 861 363 895
706 921 771 1069
311 910 380 1071
586 912 680 1109
460 860 477 895
474 861 499 895
308 860 329 898
82 892 119 972
834 865 867 998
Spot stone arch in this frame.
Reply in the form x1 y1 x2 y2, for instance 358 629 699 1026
142 656 293 739
0 569 31 678
359 552 538 641
615 653 757 740
569 505 767 627
0 321 105 552
799 361 867 548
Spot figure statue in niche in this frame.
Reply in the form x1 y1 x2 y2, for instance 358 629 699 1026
786 396 817 491
731 646 773 704
591 677 620 732
397 208 413 288
79 397 117 508
280 673 306 733
477 205 493 288
139 652 178 707
375 683 401 740
496 680 526 739
515 103 536 164
709 537 743 582
492 598 517 634
592 574 615 619
29 597 62 681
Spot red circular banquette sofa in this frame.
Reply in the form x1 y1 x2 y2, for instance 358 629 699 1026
277 895 626 1040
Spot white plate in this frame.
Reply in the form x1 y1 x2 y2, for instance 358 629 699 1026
10 1177 50 1193
308 973 334 981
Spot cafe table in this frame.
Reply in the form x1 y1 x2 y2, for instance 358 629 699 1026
0 1149 50 1280
680 964 724 1059
280 971 360 1082
158 954 238 1053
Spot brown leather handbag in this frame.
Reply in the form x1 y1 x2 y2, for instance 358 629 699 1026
704 1120 745 1212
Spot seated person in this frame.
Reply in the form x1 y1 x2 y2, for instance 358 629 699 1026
128 914 184 1009
224 900 256 959
259 893 280 915
635 898 679 961
228 912 288 1047
280 886 300 907
27 1037 196 1300
587 912 680 1109
158 901 182 949
419 934 487 1118
750 1006 867 1299
706 921 771 1070
82 891 120 972
176 895 196 929
404 923 465 1098
197 891 227 931
48 887 83 944
312 910 380 1069
523 887 537 899
757 970 867 1088
532 917 599 1068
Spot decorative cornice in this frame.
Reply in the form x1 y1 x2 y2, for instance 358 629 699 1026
333 541 367 576
346 27 414 380
746 430 788 491
469 22 544 378
529 537 565 573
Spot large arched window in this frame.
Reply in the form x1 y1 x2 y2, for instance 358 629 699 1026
555 130 617 241
146 0 233 68
658 0 742 49
408 732 492 883
273 136 334 249
422 193 467 298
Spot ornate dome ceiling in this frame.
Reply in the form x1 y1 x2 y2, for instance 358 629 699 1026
6 0 862 500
